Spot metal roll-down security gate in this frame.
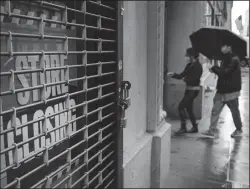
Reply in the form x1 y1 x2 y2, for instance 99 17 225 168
0 1 127 188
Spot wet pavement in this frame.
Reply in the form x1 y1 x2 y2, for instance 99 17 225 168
165 68 249 188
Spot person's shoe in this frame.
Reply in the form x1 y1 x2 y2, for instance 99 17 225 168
187 126 198 133
175 128 187 135
231 129 243 138
201 129 215 138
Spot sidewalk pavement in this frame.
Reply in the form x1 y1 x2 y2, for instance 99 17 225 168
164 68 249 188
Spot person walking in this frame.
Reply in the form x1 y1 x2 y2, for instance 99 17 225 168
201 42 243 138
168 47 203 135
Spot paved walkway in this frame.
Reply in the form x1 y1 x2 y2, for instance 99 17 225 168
165 68 249 188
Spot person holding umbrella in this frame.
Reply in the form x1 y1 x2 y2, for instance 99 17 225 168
168 47 203 135
201 42 243 138
189 27 247 138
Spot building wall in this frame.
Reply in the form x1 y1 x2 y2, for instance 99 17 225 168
224 1 233 30
244 9 249 37
123 1 171 188
123 0 148 152
122 1 234 187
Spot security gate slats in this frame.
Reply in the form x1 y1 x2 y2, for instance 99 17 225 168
0 0 119 188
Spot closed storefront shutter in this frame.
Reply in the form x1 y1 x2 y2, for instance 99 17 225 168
0 1 120 188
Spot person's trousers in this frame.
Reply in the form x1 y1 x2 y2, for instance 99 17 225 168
178 89 199 127
209 93 243 132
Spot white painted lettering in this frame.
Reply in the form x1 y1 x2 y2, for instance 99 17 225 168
6 121 14 165
33 110 45 151
6 117 21 165
0 125 6 170
15 118 23 162
28 56 39 102
16 56 30 105
50 55 61 96
54 102 66 141
45 106 55 146
60 55 68 94
20 115 29 157
69 99 77 133
44 55 52 99
2 99 77 168
2 52 78 170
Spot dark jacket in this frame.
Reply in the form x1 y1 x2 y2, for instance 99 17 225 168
172 61 203 86
211 54 241 94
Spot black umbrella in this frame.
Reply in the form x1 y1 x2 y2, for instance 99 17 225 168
189 26 247 60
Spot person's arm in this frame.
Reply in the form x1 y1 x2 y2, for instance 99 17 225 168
172 64 189 80
211 56 239 76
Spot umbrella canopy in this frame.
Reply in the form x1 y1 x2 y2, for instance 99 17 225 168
189 26 247 60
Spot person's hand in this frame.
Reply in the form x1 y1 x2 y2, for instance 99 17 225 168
167 72 174 77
